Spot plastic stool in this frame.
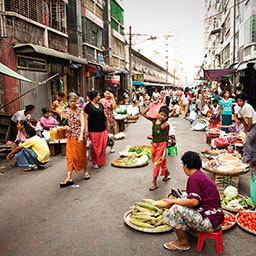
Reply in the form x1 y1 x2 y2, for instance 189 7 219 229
167 145 178 156
197 230 222 254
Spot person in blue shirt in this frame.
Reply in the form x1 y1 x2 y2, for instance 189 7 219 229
219 91 234 133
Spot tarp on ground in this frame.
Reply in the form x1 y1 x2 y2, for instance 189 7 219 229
0 62 34 83
203 69 236 80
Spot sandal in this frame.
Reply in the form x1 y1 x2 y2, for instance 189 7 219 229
162 171 171 181
163 241 190 251
149 185 158 191
24 165 38 172
83 174 90 180
60 180 73 188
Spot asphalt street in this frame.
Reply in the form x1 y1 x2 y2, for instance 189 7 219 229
0 115 255 256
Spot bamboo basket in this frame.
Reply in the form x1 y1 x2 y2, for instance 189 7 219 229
111 158 148 168
222 210 236 231
123 210 173 233
236 213 256 235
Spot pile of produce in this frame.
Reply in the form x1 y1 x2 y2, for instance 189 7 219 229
206 153 247 172
112 155 148 167
127 199 170 230
237 212 256 233
221 186 255 211
128 145 152 159
222 215 236 227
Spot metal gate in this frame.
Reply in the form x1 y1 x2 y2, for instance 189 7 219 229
18 70 49 120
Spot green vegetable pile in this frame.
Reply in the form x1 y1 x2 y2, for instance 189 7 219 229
128 145 152 159
239 196 255 209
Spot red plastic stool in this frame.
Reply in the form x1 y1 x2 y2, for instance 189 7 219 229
196 230 222 254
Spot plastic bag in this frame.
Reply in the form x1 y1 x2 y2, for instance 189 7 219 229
148 102 163 119
250 172 256 204
107 137 114 147
214 138 229 149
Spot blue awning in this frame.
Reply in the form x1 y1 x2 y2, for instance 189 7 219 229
133 81 144 85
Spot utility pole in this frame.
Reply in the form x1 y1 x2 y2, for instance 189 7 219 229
233 0 237 89
165 36 168 85
129 26 132 100
233 0 236 63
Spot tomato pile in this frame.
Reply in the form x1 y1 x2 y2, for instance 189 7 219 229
237 212 256 231
222 216 235 227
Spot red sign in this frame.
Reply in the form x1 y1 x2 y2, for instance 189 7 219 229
105 75 120 84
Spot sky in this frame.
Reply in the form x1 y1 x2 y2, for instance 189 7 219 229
124 0 205 84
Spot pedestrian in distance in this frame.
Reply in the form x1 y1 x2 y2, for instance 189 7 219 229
219 90 234 133
84 90 109 169
235 93 256 166
160 151 224 252
142 106 171 191
210 99 220 127
100 88 117 153
7 126 50 172
60 92 89 188
51 91 67 124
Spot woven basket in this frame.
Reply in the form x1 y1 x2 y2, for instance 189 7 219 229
111 158 148 168
203 166 249 176
222 210 236 231
219 192 254 212
127 115 139 120
236 213 256 235
123 210 173 233
127 119 137 123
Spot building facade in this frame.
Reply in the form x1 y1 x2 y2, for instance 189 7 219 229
0 0 90 118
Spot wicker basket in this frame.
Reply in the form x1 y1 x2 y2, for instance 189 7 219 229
127 119 137 123
236 213 256 235
222 210 236 231
127 115 139 120
123 210 173 233
219 192 254 212
111 158 148 168
203 166 250 176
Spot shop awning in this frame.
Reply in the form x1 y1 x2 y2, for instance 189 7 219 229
133 81 144 86
144 82 172 87
14 43 88 65
203 69 236 80
0 62 34 83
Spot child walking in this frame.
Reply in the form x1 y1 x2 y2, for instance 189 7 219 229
142 106 171 191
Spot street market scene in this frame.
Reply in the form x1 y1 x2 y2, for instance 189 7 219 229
0 0 256 255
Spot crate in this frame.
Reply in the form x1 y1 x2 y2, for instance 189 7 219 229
214 174 239 191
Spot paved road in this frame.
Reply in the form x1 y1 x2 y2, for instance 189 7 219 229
0 116 255 256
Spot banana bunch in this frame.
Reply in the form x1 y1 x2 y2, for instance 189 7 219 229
128 199 169 229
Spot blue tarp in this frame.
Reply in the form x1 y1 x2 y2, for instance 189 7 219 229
133 81 144 85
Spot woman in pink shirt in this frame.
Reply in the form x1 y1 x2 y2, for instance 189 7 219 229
40 108 58 130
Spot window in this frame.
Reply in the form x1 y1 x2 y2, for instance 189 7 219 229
222 43 230 62
17 56 46 71
4 0 44 23
244 15 256 45
82 17 102 49
110 0 124 34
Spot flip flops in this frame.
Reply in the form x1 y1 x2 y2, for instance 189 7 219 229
24 165 38 172
149 185 158 191
162 176 171 182
60 181 74 188
163 241 190 251
83 174 90 180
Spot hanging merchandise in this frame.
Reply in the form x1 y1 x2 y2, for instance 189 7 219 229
60 79 64 91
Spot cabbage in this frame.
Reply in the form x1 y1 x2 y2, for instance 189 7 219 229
224 186 238 200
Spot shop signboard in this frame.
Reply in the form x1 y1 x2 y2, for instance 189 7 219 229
105 75 120 84
132 74 144 81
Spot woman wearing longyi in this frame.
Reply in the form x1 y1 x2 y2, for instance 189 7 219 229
160 151 224 251
84 90 109 169
60 93 89 188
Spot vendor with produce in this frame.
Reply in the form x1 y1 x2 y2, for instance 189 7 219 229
160 151 224 251
235 93 256 166
142 106 171 191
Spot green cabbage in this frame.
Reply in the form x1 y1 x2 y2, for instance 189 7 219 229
224 186 238 200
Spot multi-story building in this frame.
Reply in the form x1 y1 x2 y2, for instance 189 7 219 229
203 0 256 107
0 0 88 117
